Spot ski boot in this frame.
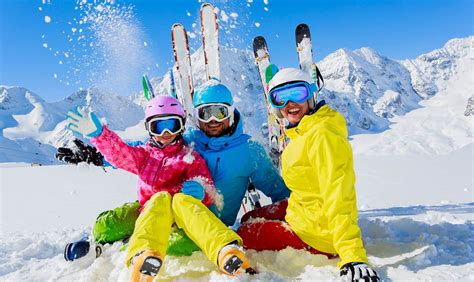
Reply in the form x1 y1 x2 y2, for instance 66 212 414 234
64 238 102 262
130 250 163 282
217 243 256 276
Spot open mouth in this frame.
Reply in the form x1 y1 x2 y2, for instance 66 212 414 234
287 108 301 115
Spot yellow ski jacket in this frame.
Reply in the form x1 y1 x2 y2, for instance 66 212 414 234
282 104 368 268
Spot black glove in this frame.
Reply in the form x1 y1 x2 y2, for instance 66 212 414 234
340 262 380 281
56 139 104 166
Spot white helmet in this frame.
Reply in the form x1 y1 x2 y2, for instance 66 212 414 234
267 68 317 119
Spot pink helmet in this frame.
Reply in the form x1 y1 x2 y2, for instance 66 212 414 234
145 95 186 121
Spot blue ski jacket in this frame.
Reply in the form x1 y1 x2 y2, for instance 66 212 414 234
184 110 290 226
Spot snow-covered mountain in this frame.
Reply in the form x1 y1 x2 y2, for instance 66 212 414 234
318 47 421 133
1 36 472 163
0 86 144 164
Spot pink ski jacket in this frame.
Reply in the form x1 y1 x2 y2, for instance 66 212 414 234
91 126 215 207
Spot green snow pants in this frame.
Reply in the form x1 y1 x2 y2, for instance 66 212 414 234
92 201 201 256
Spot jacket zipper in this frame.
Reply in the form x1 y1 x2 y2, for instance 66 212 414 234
213 157 220 179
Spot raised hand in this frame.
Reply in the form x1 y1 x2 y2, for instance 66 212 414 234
66 107 103 138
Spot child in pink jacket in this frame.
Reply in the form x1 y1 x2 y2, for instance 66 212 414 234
65 95 255 281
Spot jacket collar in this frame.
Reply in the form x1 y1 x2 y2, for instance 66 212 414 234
147 136 185 154
285 102 347 140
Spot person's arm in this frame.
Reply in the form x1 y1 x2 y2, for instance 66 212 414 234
248 141 290 202
65 107 147 174
309 130 367 268
182 149 220 208
90 126 147 175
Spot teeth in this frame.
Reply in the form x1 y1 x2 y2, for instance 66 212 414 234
288 108 300 114
208 123 220 128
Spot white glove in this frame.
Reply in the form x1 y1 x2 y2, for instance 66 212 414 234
340 262 380 281
66 107 103 138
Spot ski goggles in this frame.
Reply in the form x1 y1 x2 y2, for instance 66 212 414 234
145 116 184 137
268 81 316 109
195 103 234 123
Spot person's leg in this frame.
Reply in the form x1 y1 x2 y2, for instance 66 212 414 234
171 193 242 265
172 193 254 275
240 199 288 224
64 201 141 262
237 220 336 258
126 192 173 267
93 201 140 244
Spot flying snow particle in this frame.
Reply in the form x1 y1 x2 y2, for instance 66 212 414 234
53 73 58 78
230 12 238 18
71 28 77 33
220 11 229 22
59 60 63 65
264 7 269 11
38 7 42 11
187 32 196 39
264 0 269 4
247 0 253 3
186 11 191 16
42 43 48 48
241 74 246 81
254 22 261 28
96 4 105 12
144 41 148 47
64 52 70 58
44 16 51 23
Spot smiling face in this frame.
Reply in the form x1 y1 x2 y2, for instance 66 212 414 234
152 131 179 146
280 101 310 125
199 118 230 137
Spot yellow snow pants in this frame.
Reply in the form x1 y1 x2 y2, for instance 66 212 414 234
125 192 242 267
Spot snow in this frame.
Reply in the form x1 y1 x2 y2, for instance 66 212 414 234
44 16 51 23
0 142 472 280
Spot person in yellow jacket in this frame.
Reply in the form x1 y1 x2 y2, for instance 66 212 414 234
266 67 380 281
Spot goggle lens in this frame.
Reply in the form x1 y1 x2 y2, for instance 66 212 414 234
269 83 311 108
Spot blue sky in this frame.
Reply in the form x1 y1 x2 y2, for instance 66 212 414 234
0 0 472 102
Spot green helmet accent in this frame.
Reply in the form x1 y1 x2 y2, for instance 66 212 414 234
193 80 234 107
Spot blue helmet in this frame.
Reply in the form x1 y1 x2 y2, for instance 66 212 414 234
193 80 234 107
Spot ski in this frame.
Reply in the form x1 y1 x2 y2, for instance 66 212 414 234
295 23 313 74
200 3 220 81
295 23 324 92
171 23 195 119
252 36 286 171
142 75 155 101
168 68 178 98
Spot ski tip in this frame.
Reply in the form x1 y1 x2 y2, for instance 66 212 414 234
253 35 266 43
171 23 184 30
296 23 310 30
252 36 267 50
201 2 215 9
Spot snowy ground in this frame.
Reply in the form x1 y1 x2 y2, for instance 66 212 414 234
1 143 472 281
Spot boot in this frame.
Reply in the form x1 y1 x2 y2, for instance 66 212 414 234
130 250 163 282
217 243 256 276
